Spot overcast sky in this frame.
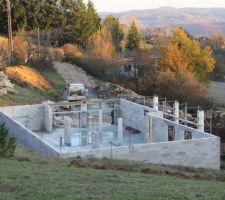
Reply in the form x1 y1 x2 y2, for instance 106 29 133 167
84 0 225 12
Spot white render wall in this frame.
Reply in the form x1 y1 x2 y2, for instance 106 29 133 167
0 112 59 157
120 99 155 133
60 137 220 169
0 104 44 131
0 100 220 169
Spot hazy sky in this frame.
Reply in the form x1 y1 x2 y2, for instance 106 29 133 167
85 0 225 12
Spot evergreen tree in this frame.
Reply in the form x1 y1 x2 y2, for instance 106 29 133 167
0 0 27 34
0 0 101 46
87 1 101 37
0 123 16 158
126 20 141 51
103 15 124 52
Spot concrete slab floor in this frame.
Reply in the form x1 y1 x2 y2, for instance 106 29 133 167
35 124 146 153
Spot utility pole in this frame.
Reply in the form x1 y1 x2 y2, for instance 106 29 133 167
7 0 13 66
37 27 40 59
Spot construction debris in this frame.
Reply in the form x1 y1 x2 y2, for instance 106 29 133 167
0 71 16 96
96 82 144 100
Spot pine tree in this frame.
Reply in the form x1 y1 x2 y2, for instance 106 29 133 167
87 0 101 37
0 123 16 158
103 15 124 52
0 0 27 34
126 20 141 51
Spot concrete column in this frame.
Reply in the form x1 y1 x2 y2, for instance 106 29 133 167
175 126 185 140
80 104 88 128
99 110 103 132
64 116 72 146
153 96 159 111
197 110 205 132
174 101 179 123
44 103 52 133
81 130 89 146
91 131 100 149
114 108 120 125
146 115 153 143
153 119 168 142
118 118 123 145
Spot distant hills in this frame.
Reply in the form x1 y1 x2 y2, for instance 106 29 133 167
100 7 225 37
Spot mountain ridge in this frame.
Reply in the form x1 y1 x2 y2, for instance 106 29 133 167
100 7 225 36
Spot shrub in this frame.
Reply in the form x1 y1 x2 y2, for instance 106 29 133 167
0 123 16 158
0 46 7 69
87 28 116 60
154 70 213 108
27 58 54 72
76 56 121 83
61 43 83 61
0 36 8 68
48 48 64 61
13 31 29 64
4 66 52 91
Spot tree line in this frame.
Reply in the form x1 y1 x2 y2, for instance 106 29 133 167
0 0 101 46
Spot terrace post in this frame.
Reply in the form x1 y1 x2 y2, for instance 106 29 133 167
80 104 88 128
197 110 205 132
99 110 103 132
43 103 53 133
64 116 72 146
153 96 159 111
118 118 123 145
174 101 179 123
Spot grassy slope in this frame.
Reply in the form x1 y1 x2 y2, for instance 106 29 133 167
0 70 65 106
0 146 225 200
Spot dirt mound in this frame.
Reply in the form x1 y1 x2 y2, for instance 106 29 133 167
96 82 143 100
4 66 52 91
69 159 90 168
15 157 31 162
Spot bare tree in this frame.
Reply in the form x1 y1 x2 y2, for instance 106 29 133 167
130 49 156 94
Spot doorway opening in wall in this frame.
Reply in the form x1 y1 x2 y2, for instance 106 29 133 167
168 126 175 141
184 131 192 140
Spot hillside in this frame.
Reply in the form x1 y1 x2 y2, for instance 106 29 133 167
0 145 224 200
0 67 65 106
100 7 225 36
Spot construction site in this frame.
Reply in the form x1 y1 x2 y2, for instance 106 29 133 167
0 93 220 169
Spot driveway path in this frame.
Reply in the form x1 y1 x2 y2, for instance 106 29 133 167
53 62 97 99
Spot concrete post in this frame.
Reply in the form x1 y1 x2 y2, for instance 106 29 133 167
147 115 153 143
175 126 185 140
44 103 52 133
114 108 120 125
80 104 88 128
81 130 89 146
197 110 205 132
153 96 159 111
64 116 72 146
91 131 100 149
118 118 123 145
99 110 103 132
174 101 179 123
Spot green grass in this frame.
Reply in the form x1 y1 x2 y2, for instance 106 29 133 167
0 145 225 200
0 70 65 106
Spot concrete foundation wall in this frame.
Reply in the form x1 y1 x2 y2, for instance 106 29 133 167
0 104 44 131
60 137 220 169
150 115 214 143
0 112 59 157
120 99 155 133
